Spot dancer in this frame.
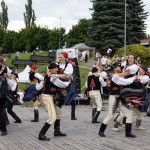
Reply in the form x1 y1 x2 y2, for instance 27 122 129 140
113 64 149 131
57 52 77 120
39 62 69 141
5 73 22 123
29 64 44 122
99 63 136 137
0 56 8 136
86 66 107 123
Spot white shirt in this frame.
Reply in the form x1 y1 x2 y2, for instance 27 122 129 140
34 73 44 91
7 78 17 91
112 74 136 86
59 63 73 77
138 75 149 84
124 64 139 75
101 57 108 65
50 77 70 88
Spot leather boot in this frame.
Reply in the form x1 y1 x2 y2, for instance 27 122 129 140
125 123 136 138
39 122 50 141
135 119 146 130
8 111 21 123
0 110 7 136
92 108 97 121
92 111 100 123
71 104 77 120
54 119 66 136
98 123 107 137
112 121 120 131
122 117 126 124
31 109 39 122
3 110 10 125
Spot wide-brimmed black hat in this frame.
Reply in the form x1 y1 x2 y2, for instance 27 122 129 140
109 62 120 70
48 63 59 69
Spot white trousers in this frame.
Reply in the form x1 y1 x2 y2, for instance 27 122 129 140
41 94 62 125
89 90 102 111
116 105 133 123
103 95 117 125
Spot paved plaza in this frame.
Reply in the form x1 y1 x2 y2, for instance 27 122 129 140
0 104 150 150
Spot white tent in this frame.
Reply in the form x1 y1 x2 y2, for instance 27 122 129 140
18 65 30 83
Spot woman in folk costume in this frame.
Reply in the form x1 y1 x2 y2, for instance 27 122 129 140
98 63 137 137
56 52 77 120
113 64 149 131
86 66 107 123
28 64 44 122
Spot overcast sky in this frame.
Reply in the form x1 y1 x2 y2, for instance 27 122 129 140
1 0 150 34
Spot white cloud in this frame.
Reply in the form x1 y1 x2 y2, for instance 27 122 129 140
7 20 25 32
2 0 150 34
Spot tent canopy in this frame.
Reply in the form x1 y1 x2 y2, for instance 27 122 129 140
18 65 30 83
71 43 95 50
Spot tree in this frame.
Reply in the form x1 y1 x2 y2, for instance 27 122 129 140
66 19 91 47
48 27 66 49
2 31 17 53
126 0 148 43
0 0 9 30
89 0 148 53
24 0 36 27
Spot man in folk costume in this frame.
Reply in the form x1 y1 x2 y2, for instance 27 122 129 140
5 73 22 123
86 66 107 123
112 64 149 131
111 54 140 138
99 63 137 137
0 56 8 136
39 63 69 141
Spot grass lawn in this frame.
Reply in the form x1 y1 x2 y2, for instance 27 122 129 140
5 51 91 93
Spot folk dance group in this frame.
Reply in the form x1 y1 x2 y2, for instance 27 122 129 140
0 53 150 141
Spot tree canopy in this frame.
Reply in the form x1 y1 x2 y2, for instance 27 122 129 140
0 0 8 30
89 0 148 53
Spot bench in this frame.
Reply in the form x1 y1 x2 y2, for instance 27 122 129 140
75 94 89 105
12 59 33 69
48 51 56 61
30 55 52 63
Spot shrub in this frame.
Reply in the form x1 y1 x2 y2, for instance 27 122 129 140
117 44 150 66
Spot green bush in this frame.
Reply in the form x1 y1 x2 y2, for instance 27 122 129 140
117 44 150 66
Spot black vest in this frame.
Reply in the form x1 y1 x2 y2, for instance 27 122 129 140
87 75 101 91
42 75 59 95
110 80 121 95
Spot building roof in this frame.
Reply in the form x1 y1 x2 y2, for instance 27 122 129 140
71 43 95 50
140 39 150 46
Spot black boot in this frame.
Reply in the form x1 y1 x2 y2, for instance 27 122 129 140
8 111 22 123
54 119 66 136
92 108 97 121
98 123 107 137
125 123 136 138
71 103 77 120
92 111 100 123
31 109 39 122
39 122 50 141
122 117 126 124
0 110 7 136
3 110 10 125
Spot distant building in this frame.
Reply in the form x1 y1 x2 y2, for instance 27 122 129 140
140 39 150 48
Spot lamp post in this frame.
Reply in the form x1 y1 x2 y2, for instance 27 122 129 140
124 0 127 59
59 17 61 49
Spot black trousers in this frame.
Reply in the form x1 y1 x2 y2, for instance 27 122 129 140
0 99 7 132
5 100 21 122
